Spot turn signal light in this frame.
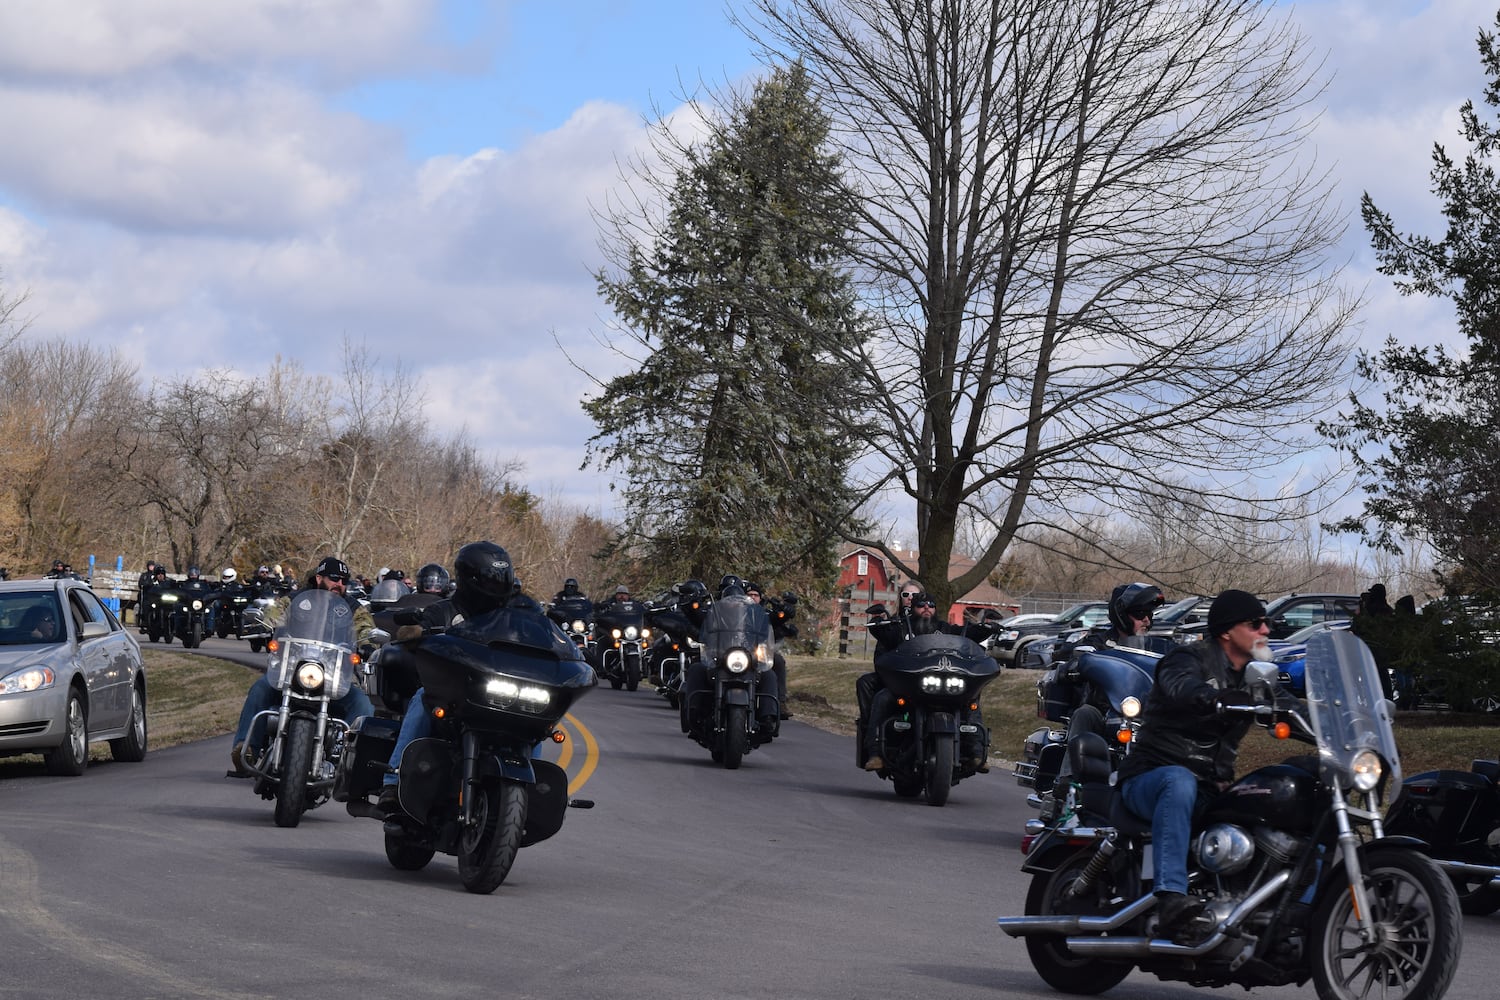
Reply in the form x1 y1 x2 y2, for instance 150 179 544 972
267 638 280 654
1274 721 1291 740
550 730 566 744
1116 728 1132 744
433 705 446 720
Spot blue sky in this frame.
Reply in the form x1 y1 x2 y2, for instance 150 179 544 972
0 0 1494 540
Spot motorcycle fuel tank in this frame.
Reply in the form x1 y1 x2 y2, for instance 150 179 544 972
1203 762 1320 835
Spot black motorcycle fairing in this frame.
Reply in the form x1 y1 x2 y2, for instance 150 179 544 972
873 631 999 703
701 594 775 673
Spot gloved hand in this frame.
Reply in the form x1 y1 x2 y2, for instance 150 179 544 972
396 624 424 642
1215 689 1256 713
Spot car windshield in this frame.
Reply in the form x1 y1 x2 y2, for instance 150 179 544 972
1050 603 1097 626
0 592 66 645
1154 596 1207 625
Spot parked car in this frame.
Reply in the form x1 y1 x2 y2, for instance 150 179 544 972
1268 619 1353 696
1146 594 1212 643
1171 591 1360 643
990 602 1109 668
0 578 148 774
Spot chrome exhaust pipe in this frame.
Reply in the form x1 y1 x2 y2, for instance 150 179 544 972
998 893 1155 937
1063 871 1292 958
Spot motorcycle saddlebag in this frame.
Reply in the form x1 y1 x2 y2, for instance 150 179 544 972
333 715 401 802
520 758 570 848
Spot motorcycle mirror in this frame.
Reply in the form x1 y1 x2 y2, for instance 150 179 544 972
1245 659 1279 698
365 627 391 647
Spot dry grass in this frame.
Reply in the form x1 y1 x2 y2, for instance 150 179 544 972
785 653 1500 777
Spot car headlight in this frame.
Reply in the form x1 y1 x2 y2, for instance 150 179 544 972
1002 630 1019 641
625 625 639 640
1 666 56 694
921 674 942 693
726 649 751 673
1121 696 1142 718
571 619 586 632
944 676 966 693
1350 749 1383 791
295 662 325 690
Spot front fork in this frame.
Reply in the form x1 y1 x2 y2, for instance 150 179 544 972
1330 784 1380 941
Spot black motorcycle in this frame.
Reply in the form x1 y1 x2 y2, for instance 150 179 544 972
593 599 648 691
1385 751 1500 915
645 591 709 708
681 593 777 769
239 590 376 828
861 631 999 806
214 582 253 639
998 631 1463 1000
547 594 595 658
139 582 182 645
335 605 596 894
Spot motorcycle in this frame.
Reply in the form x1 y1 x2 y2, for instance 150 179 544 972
593 598 649 691
681 592 777 769
335 604 596 894
139 582 182 645
546 594 595 657
998 630 1464 1000
1384 751 1500 915
238 589 379 828
214 581 253 639
1015 644 1160 817
645 588 710 707
861 631 999 805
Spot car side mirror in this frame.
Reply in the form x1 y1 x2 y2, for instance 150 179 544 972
79 621 109 640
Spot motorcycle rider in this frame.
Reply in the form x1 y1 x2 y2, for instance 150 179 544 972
134 559 159 624
744 580 797 720
862 592 993 772
1115 588 1269 942
679 575 780 737
855 583 923 764
229 556 376 775
377 541 531 815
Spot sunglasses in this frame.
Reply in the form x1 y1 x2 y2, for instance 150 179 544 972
914 600 937 609
322 573 347 582
900 591 920 599
1241 617 1271 631
1129 609 1153 621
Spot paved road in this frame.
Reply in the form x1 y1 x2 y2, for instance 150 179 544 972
2 664 1498 1000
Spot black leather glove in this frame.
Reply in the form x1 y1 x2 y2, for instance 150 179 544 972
1215 689 1256 712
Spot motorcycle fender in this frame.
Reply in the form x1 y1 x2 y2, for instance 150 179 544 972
519 759 570 848
723 687 751 707
1020 835 1093 876
478 752 537 785
927 711 957 736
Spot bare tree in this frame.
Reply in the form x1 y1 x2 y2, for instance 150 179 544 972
740 0 1356 611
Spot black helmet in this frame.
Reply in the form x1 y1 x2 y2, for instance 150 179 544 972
453 541 515 614
1108 582 1165 633
562 577 580 596
314 556 351 581
678 579 708 600
187 566 201 580
718 574 746 598
416 562 451 595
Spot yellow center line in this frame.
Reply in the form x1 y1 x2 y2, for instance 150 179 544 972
561 711 599 795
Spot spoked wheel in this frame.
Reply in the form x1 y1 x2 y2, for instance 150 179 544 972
457 780 528 894
720 704 748 769
924 736 954 806
1311 849 1462 1000
1023 848 1135 994
273 717 315 828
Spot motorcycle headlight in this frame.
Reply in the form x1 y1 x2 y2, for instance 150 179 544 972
944 676 966 694
296 662 325 690
1121 696 1142 718
641 628 651 640
1 666 56 694
571 619 586 633
161 593 179 603
612 628 622 640
625 625 639 640
192 599 203 611
1350 749 1383 791
726 649 751 673
485 677 552 711
921 674 942 693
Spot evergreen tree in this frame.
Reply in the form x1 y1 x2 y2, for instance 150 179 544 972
588 63 866 590
1327 15 1500 599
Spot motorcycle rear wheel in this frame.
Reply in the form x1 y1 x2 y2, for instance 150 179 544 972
1451 872 1500 916
720 704 749 770
457 780 528 894
925 737 954 807
1023 848 1134 995
1310 848 1462 1000
273 718 315 828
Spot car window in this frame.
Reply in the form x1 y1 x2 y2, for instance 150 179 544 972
0 592 66 645
71 588 115 632
1275 599 1328 630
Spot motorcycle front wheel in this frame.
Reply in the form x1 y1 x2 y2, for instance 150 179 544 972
273 717 315 828
457 780 528 894
1023 848 1134 995
925 736 955 807
625 652 640 692
720 704 749 770
1310 848 1462 1000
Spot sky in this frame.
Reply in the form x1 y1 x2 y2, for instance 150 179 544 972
0 0 1494 531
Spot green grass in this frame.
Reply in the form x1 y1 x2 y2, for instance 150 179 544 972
785 653 1500 777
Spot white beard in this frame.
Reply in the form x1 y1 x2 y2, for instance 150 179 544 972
1250 638 1273 661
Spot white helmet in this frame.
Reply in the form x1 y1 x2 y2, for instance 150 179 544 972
221 567 237 583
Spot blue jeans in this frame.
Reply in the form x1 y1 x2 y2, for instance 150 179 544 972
1120 765 1198 895
232 675 373 751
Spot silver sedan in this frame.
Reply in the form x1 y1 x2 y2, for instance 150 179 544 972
0 577 147 774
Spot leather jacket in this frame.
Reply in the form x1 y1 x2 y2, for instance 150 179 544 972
1117 639 1251 790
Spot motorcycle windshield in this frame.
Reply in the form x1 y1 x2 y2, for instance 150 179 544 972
267 590 358 697
596 599 645 629
700 595 774 667
1303 629 1402 793
1075 648 1158 712
552 595 593 619
874 632 998 677
448 606 587 664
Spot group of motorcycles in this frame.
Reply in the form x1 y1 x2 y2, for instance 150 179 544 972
1001 611 1499 1000
137 571 290 650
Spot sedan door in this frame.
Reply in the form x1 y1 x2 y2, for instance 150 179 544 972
67 587 130 731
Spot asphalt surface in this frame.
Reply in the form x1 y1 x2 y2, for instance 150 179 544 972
2 641 1498 1000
